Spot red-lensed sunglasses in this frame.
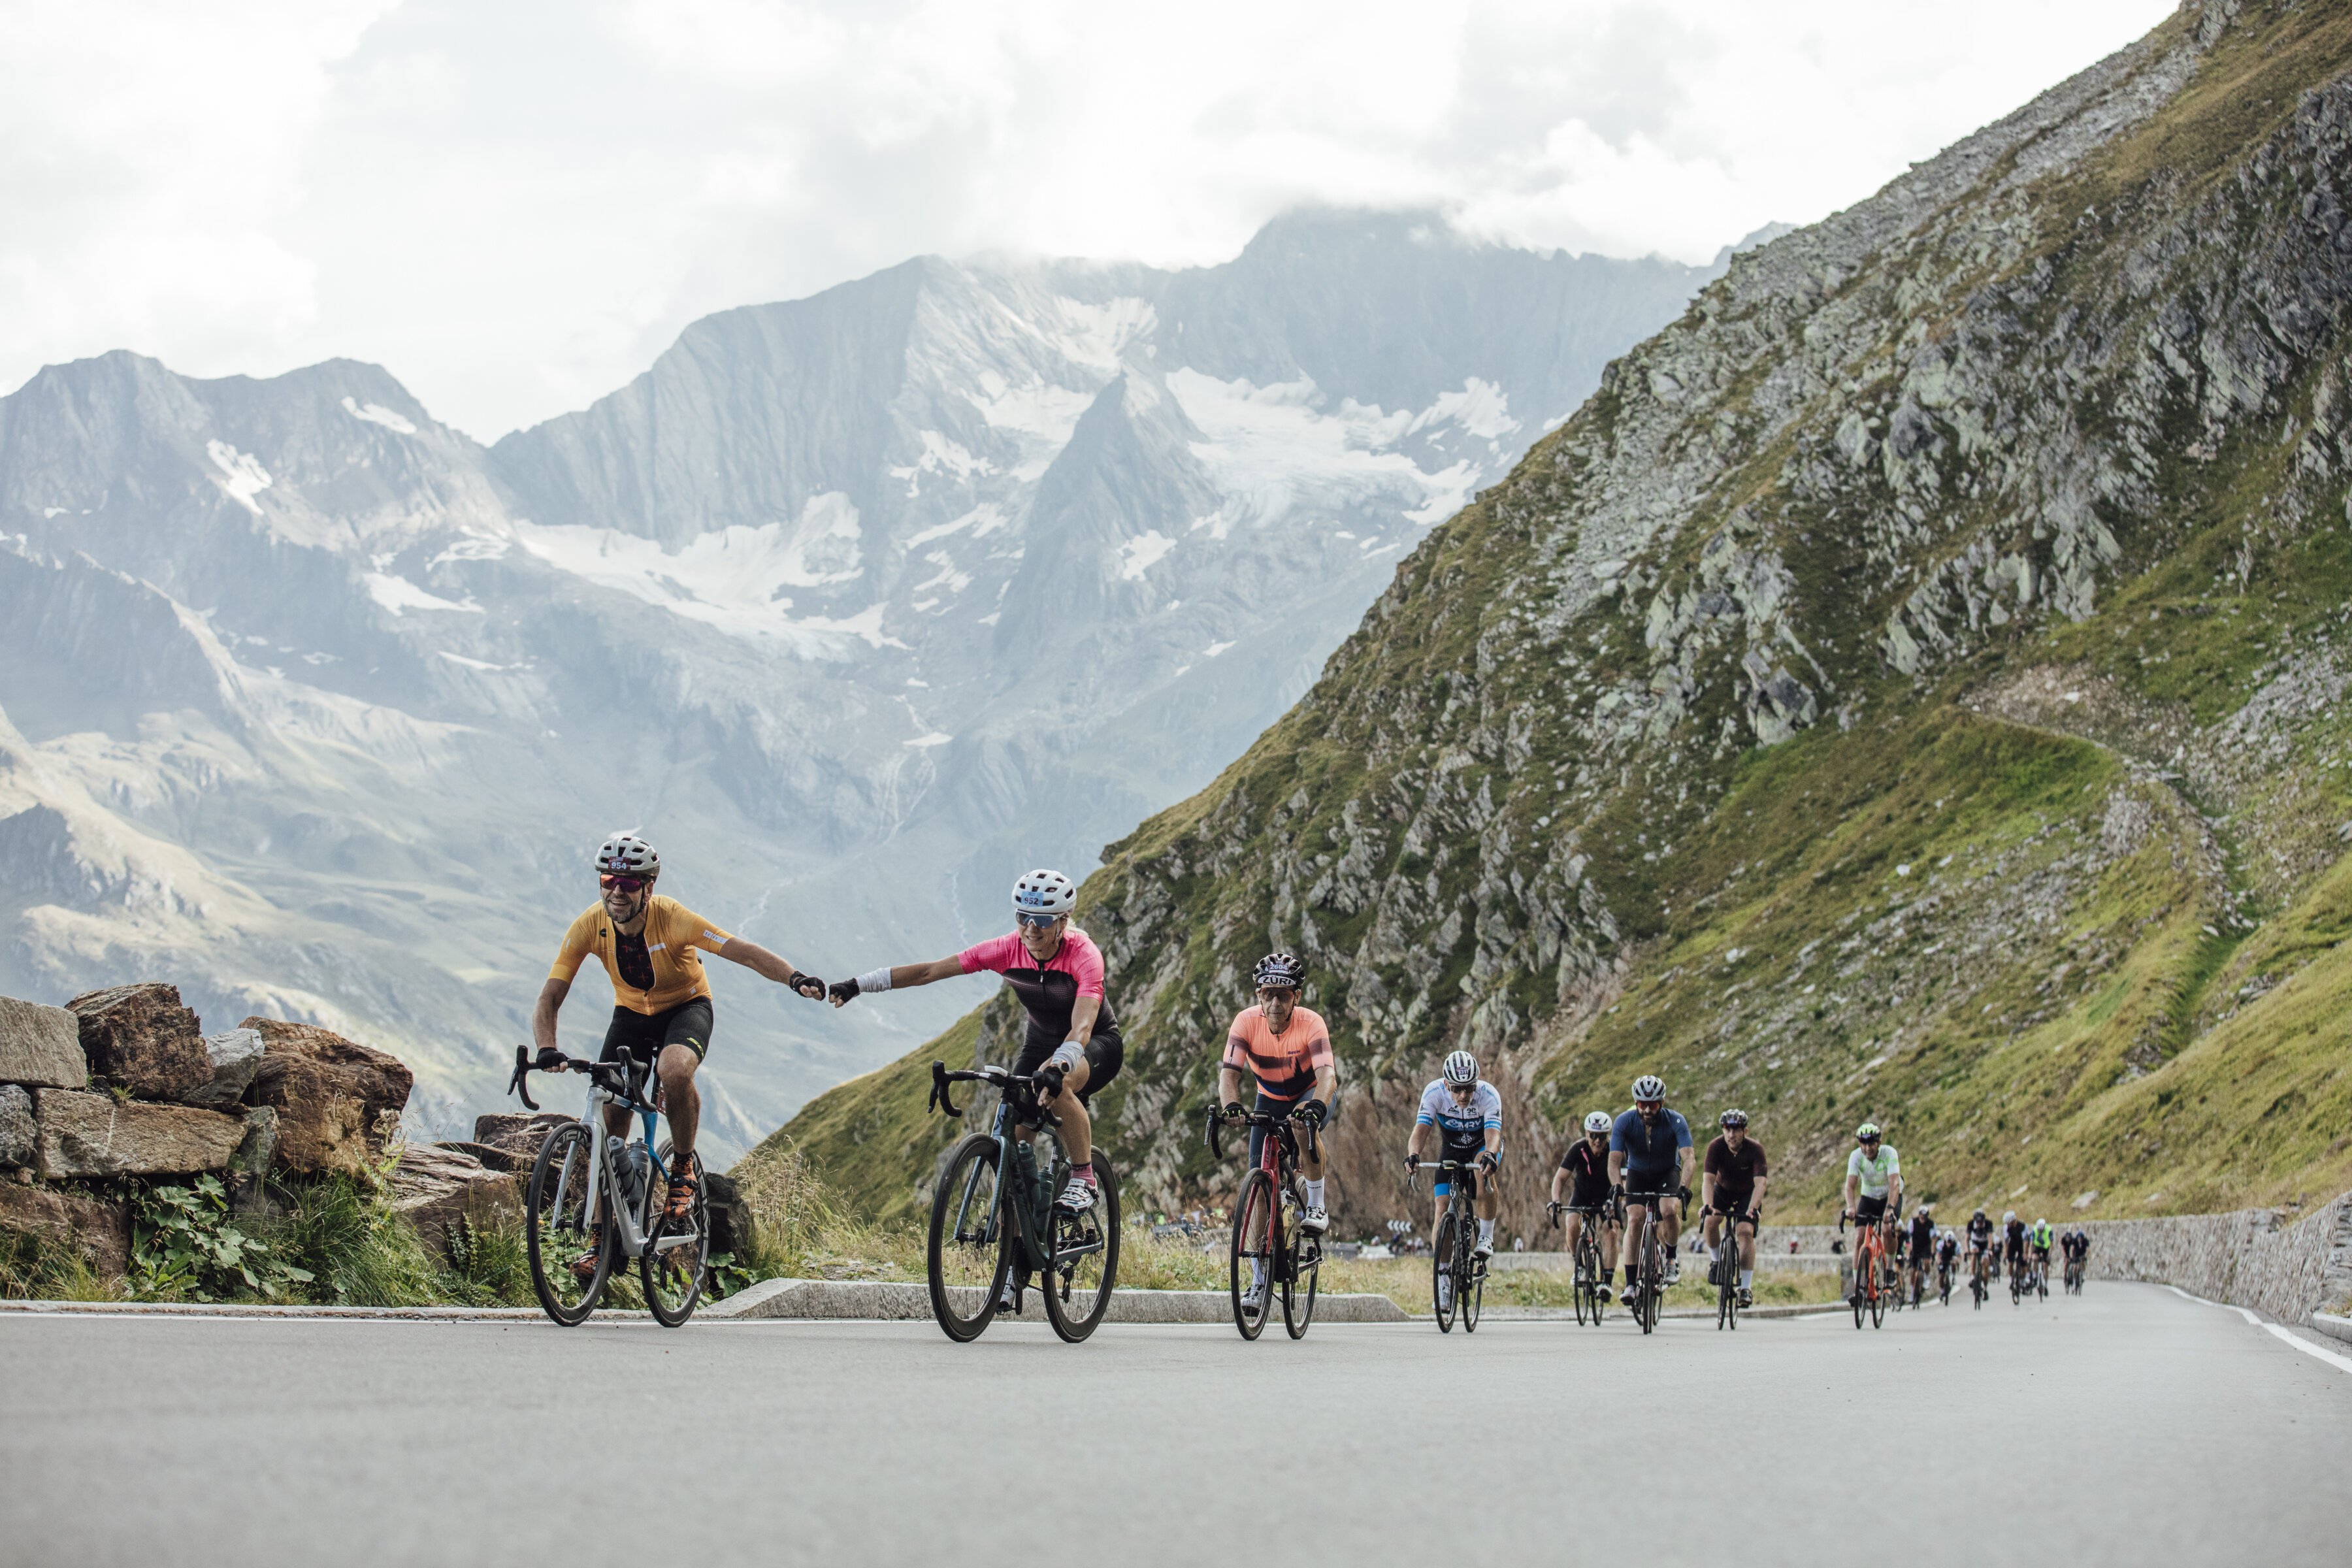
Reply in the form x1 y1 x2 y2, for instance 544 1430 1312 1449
599 875 649 893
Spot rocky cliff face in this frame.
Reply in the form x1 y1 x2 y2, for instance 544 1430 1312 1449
770 1 2352 1239
0 212 1718 1160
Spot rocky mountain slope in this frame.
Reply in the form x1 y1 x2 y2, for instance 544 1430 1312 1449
769 0 2352 1239
0 212 1723 1160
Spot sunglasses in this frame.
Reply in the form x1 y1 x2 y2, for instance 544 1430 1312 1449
1015 912 1062 929
600 875 649 893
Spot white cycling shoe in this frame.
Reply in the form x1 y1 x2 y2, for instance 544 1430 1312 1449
1473 1237 1494 1260
1241 1281 1267 1313
1299 1205 1329 1234
996 1281 1019 1313
1663 1258 1680 1285
1436 1275 1454 1311
1054 1178 1096 1214
1597 1283 1614 1303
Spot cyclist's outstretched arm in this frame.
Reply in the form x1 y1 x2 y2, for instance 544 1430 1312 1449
712 936 824 996
826 956 964 1005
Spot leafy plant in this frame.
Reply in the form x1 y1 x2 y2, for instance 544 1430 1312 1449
131 1175 313 1301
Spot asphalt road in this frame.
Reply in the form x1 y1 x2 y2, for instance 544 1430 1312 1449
4 1284 2346 1568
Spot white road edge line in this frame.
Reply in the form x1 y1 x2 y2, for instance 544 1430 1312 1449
2164 1284 2352 1377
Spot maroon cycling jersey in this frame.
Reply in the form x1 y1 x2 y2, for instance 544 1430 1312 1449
1558 1137 1612 1205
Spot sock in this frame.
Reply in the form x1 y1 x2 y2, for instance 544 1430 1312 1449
1304 1179 1324 1208
1478 1218 1495 1245
1250 1256 1266 1289
1666 1243 1677 1258
1603 1267 1615 1283
1740 1269 1754 1288
1071 1161 1097 1186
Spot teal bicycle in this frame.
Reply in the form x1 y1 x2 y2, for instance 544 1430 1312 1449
925 1062 1121 1343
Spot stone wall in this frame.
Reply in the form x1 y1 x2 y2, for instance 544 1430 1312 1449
2083 1190 2352 1325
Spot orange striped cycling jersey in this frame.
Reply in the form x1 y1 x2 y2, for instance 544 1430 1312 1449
1222 1004 1333 1103
548 896 735 1015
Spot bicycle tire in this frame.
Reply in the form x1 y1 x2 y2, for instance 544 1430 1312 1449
1230 1168 1274 1341
927 1134 1013 1342
1432 1209 1459 1332
1462 1245 1483 1333
1043 1151 1119 1343
1282 1188 1319 1340
1851 1250 1865 1330
525 1122 608 1326
1574 1236 1594 1326
1637 1233 1659 1335
642 1144 707 1327
1716 1231 1736 1331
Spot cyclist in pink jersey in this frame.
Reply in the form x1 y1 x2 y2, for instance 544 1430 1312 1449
828 869 1123 1219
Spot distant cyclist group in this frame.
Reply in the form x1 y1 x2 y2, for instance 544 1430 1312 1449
514 833 2099 1331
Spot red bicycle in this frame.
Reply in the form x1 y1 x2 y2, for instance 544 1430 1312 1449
1208 1104 1322 1339
1842 1209 1892 1330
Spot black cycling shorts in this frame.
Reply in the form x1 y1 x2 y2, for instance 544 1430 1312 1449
1565 1182 1614 1217
1247 1088 1335 1170
1854 1193 1889 1226
1012 1026 1123 1101
600 998 712 1066
1625 1172 1678 1208
1433 1141 1498 1197
1710 1196 1760 1227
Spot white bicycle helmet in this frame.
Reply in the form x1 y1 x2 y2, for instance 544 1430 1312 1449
1011 868 1076 919
1441 1050 1478 1087
1631 1074 1665 1103
1583 1111 1612 1134
592 832 660 878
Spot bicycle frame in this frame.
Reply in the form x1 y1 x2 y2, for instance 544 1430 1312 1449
932 1064 1086 1284
1212 1109 1316 1286
514 1047 685 1263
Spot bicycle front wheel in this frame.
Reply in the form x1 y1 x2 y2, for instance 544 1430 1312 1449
1461 1248 1483 1333
928 1134 1013 1342
1432 1210 1459 1332
641 1145 708 1326
1574 1241 1593 1326
525 1122 607 1326
1230 1168 1274 1341
1282 1191 1319 1340
1044 1152 1119 1343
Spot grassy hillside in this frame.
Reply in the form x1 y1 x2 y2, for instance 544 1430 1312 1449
745 1 2352 1239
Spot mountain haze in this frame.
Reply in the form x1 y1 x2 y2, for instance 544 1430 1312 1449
0 212 1725 1159
772 0 2352 1235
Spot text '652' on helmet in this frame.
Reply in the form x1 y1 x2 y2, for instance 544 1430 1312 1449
1441 1050 1478 1086
593 832 660 878
1011 869 1076 919
1584 1111 1613 1134
1631 1074 1665 1103
1252 951 1306 990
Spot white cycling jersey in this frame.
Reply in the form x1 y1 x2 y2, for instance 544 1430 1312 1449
1416 1079 1502 1144
1847 1144 1901 1198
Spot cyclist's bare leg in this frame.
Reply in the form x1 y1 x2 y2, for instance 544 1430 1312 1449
1622 1203 1652 1287
1601 1221 1620 1275
1296 1134 1324 1183
1736 1217 1757 1275
1044 1057 1093 1165
655 1043 700 1165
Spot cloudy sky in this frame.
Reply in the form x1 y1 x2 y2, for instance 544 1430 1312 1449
2 0 2176 439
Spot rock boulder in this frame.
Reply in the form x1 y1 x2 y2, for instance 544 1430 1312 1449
182 1027 265 1108
239 1018 414 1179
0 1181 131 1277
0 995 87 1090
471 1112 570 1169
67 983 210 1101
704 1168 755 1261
390 1142 519 1253
33 1088 246 1177
0 1084 35 1167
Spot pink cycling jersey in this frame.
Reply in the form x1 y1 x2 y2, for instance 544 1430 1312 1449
957 926 1117 1045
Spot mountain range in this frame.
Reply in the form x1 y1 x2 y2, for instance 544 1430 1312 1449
771 0 2352 1233
0 209 1739 1160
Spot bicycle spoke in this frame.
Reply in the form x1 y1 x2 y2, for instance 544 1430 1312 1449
526 1123 606 1326
1044 1152 1119 1343
928 1134 1012 1341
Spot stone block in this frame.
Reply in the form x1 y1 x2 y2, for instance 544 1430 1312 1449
0 1084 34 1167
239 1018 414 1179
0 1181 130 1277
67 983 210 1101
390 1142 520 1254
0 995 88 1089
181 1027 265 1108
704 1168 755 1260
471 1112 570 1168
33 1088 246 1177
229 1106 278 1213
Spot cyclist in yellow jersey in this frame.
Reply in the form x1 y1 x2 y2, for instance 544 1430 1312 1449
532 833 825 1241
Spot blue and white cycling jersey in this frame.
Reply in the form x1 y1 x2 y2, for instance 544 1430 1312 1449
1417 1079 1503 1147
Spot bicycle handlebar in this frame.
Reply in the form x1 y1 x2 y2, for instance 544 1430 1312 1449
510 1043 638 1111
928 1061 1060 1125
1203 1104 1318 1163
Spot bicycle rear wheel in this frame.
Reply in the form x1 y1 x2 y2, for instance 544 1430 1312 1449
1230 1168 1274 1341
928 1134 1013 1342
525 1122 608 1326
1462 1248 1484 1333
1431 1210 1459 1332
1282 1189 1319 1340
1043 1151 1119 1343
642 1144 707 1327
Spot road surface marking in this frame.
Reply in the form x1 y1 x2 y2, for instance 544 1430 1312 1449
2163 1285 2352 1377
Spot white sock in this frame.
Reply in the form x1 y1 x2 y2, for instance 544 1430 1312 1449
1250 1257 1267 1289
1478 1218 1495 1245
1740 1269 1754 1288
1304 1179 1324 1207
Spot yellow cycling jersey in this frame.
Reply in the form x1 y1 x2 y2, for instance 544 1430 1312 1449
549 896 734 1015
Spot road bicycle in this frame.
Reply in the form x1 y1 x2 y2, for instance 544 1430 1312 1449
2008 1251 2031 1305
1209 1103 1322 1340
1411 1158 1489 1333
508 1045 708 1328
1705 1204 1754 1331
1622 1184 1686 1336
1842 1209 1892 1330
1969 1247 1992 1309
924 1061 1120 1343
1936 1254 1955 1306
2064 1254 2087 1295
1546 1198 1613 1326
2033 1252 2051 1300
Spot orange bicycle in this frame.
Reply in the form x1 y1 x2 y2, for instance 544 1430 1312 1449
1842 1209 1892 1330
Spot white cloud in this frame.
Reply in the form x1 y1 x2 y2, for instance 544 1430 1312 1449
0 0 2178 438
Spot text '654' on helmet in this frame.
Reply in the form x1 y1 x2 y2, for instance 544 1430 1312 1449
1441 1050 1478 1086
593 832 660 878
1252 951 1305 990
1011 869 1076 919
